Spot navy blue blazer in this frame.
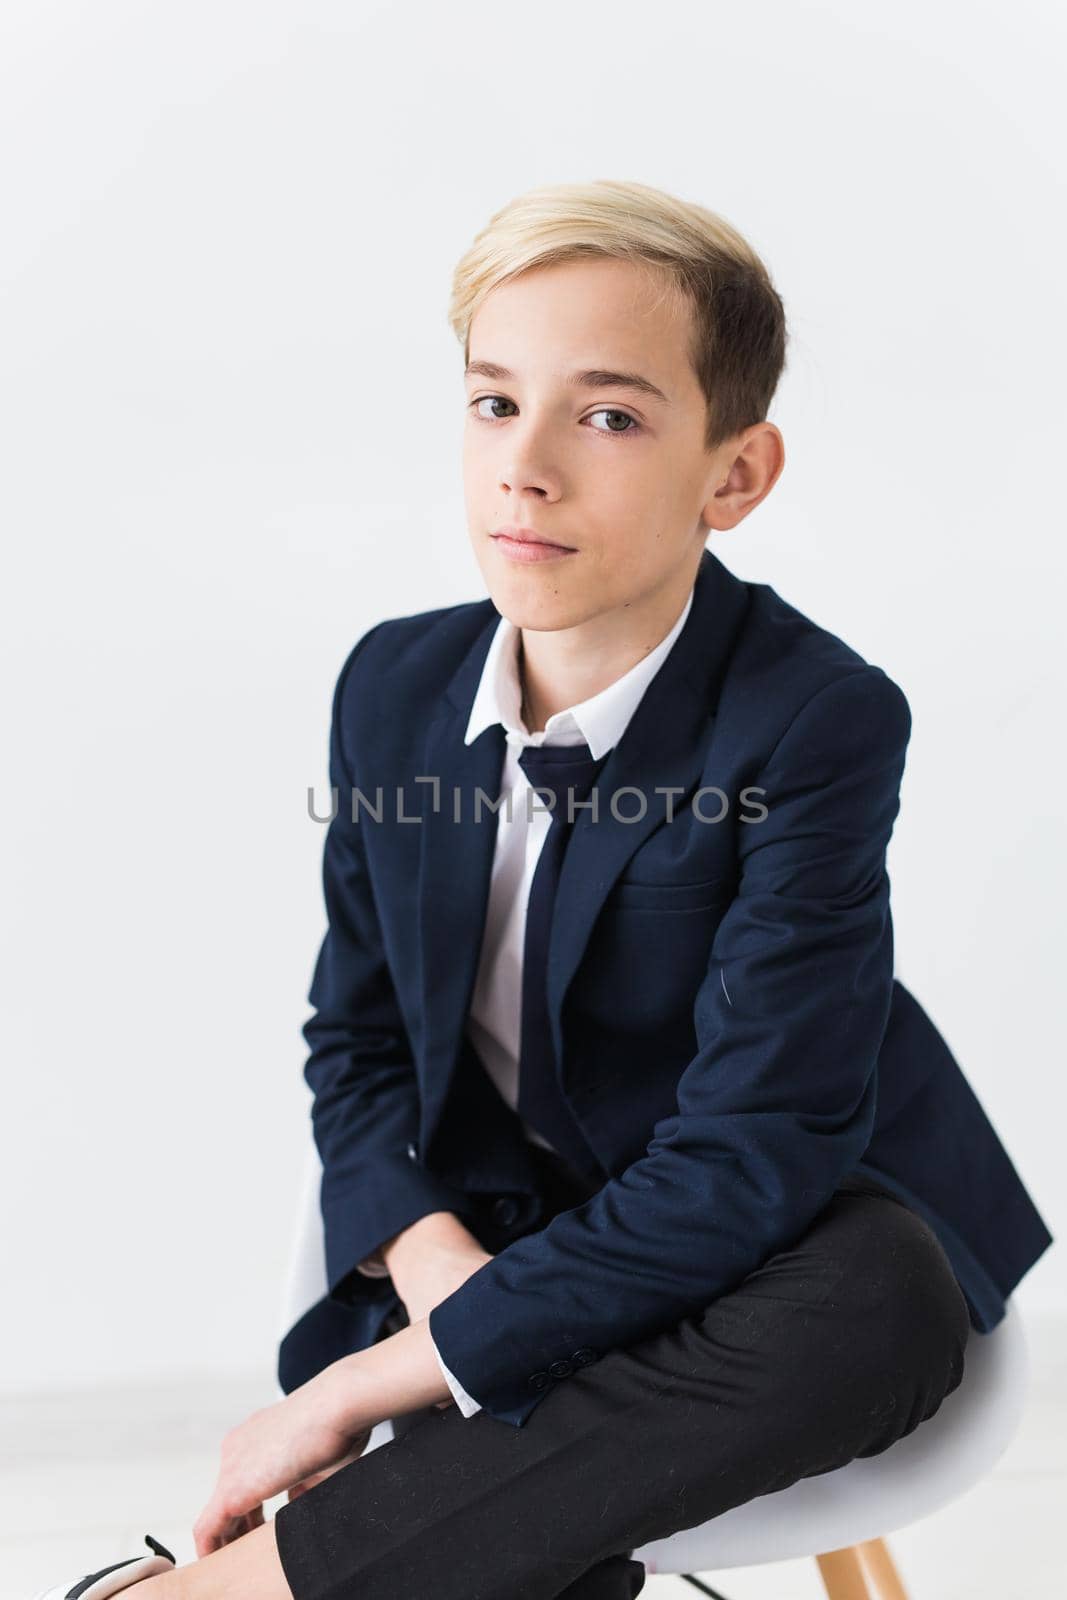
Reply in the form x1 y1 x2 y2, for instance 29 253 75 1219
278 547 1053 1427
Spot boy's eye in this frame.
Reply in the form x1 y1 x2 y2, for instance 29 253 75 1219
467 396 641 437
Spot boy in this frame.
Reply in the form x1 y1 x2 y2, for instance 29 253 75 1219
40 180 1052 1600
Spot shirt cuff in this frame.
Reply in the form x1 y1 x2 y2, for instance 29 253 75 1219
431 1333 483 1417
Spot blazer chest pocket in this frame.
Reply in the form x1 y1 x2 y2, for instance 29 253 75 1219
610 873 732 913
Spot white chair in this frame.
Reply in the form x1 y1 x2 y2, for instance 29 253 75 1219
278 1140 1031 1599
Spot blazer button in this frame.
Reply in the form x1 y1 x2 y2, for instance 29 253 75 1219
492 1196 519 1226
528 1371 551 1391
406 1143 418 1160
548 1359 573 1378
572 1348 600 1366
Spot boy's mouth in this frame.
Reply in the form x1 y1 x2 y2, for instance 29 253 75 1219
492 525 577 551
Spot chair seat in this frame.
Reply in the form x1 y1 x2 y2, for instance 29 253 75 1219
634 1300 1028 1574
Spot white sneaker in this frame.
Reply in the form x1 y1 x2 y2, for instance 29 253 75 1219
31 1533 176 1598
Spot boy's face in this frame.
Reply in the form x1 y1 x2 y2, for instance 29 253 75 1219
462 255 777 632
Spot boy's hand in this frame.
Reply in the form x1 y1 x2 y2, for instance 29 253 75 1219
194 1379 373 1553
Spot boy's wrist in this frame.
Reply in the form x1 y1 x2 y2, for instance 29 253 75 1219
324 1318 451 1432
380 1209 479 1279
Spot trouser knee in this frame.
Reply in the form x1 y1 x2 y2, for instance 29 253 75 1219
820 1191 972 1454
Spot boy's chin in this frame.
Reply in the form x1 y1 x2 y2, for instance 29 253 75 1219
490 585 598 634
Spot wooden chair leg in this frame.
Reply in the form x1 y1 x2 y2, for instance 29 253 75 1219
816 1538 909 1600
856 1539 909 1599
817 1547 872 1600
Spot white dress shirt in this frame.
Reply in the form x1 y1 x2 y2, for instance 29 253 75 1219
355 581 696 1416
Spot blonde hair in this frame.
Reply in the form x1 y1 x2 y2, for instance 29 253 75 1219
448 178 787 453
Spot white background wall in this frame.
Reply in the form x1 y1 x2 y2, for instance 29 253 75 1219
2 0 1063 1395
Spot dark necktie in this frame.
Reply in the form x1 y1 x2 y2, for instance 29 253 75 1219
515 740 609 1181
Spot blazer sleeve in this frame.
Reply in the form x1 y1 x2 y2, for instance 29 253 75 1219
428 666 913 1425
305 624 483 1310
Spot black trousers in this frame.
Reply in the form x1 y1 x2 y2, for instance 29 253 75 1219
274 1147 972 1600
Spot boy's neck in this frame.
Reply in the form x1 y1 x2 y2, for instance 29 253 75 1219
516 563 697 735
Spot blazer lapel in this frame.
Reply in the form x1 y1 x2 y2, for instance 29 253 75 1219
545 550 751 1078
416 549 751 1148
416 611 507 1145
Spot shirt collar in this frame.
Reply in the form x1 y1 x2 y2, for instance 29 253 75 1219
463 583 695 760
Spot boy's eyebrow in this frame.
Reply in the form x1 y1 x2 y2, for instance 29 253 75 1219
464 359 672 406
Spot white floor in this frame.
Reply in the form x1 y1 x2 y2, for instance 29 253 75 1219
2 1314 1063 1599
